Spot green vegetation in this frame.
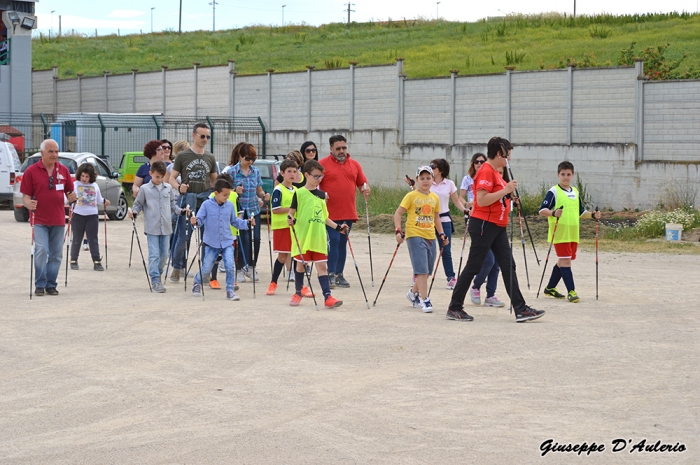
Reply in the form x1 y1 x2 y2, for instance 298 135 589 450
34 12 700 79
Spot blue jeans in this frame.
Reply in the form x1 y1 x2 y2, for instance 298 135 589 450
237 211 261 269
147 234 170 283
172 191 211 270
195 244 236 292
439 221 455 281
326 220 353 274
34 225 65 289
472 249 500 298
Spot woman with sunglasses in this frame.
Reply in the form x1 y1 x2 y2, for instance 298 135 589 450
133 140 170 197
300 141 319 161
274 150 306 189
459 153 505 308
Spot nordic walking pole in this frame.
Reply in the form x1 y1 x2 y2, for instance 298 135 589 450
130 211 152 292
128 227 135 268
536 206 563 298
30 209 35 300
456 213 470 276
266 203 273 276
363 189 374 286
509 208 514 313
250 212 256 299
427 242 445 298
286 255 293 292
595 206 600 300
290 223 318 310
504 155 541 265
372 235 403 306
194 225 205 301
103 199 108 270
183 205 191 291
516 203 530 289
346 234 370 309
164 212 182 280
64 203 75 287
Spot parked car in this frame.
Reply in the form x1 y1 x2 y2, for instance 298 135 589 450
0 139 22 204
117 151 148 190
13 152 128 222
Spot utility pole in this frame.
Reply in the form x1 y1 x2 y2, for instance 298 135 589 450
436 2 440 20
210 1 218 32
151 7 155 33
574 1 576 18
345 2 355 24
282 5 287 26
179 0 183 34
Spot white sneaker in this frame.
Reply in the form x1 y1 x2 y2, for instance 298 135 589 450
82 240 89 251
420 298 434 313
288 272 295 282
446 277 457 290
245 268 260 282
218 260 225 272
469 287 481 305
406 288 420 308
237 270 246 283
226 290 240 301
484 295 506 307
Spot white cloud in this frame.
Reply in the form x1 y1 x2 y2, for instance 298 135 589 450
108 10 147 19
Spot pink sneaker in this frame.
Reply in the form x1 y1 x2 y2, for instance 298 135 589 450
446 277 457 290
484 295 505 307
469 287 481 305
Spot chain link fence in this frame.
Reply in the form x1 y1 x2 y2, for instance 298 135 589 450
0 113 266 169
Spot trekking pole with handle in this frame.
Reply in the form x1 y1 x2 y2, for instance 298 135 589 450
346 234 370 309
290 223 318 311
184 205 191 291
250 212 256 299
130 212 152 292
164 211 182 280
504 156 541 266
372 235 404 307
509 208 514 313
516 203 530 289
103 199 108 270
30 209 35 300
64 203 75 287
595 206 599 301
194 225 205 301
266 202 273 275
128 227 135 268
456 213 470 277
536 206 563 298
363 189 374 286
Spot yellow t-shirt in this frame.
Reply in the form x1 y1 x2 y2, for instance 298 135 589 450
400 190 440 240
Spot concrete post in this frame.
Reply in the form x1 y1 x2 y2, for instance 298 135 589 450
103 70 110 113
77 74 83 112
635 59 645 161
505 66 515 140
161 65 168 115
450 69 459 146
228 60 236 118
131 68 138 113
267 69 275 131
52 66 58 115
400 74 407 145
349 61 357 131
193 62 200 117
567 65 574 145
396 58 404 130
306 65 314 133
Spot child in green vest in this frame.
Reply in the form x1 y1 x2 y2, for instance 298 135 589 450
287 160 349 309
539 161 601 303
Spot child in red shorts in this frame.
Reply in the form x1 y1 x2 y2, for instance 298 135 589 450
539 161 601 303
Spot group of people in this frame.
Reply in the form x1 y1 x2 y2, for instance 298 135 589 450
22 128 598 323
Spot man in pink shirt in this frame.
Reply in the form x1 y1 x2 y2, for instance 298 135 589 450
319 135 370 288
21 140 77 296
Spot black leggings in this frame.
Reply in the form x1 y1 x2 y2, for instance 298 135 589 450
448 217 526 313
70 213 100 261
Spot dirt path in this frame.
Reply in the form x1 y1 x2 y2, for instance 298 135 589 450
0 210 697 464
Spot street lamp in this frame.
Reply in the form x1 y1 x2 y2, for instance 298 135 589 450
151 7 155 33
50 10 55 36
282 5 287 26
436 2 440 20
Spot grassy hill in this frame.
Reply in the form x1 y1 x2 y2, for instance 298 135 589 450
33 12 700 79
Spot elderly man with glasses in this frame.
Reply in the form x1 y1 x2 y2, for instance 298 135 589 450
21 139 77 296
168 123 219 282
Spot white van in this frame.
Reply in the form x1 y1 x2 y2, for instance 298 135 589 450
0 138 22 203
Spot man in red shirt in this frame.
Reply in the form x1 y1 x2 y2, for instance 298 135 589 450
319 135 370 288
21 139 76 296
446 137 545 323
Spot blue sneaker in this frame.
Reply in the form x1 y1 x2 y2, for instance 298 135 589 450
406 288 420 308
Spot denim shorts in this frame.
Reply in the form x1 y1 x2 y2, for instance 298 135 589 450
406 236 436 275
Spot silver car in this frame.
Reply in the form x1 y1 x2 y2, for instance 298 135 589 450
13 152 128 222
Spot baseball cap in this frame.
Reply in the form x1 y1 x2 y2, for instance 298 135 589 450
416 165 434 177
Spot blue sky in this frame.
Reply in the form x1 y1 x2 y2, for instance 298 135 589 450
33 0 700 35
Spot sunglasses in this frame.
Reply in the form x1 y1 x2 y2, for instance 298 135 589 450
196 134 211 140
429 163 437 169
156 147 164 152
244 156 255 162
474 159 486 165
49 175 55 190
162 146 172 150
305 148 317 153
311 174 324 180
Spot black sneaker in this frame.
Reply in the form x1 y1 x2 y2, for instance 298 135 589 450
544 287 565 299
93 259 104 271
446 307 474 321
70 261 79 270
515 306 545 322
336 273 350 288
34 287 45 296
46 288 59 296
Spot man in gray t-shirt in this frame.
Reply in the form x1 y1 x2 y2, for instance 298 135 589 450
172 147 217 194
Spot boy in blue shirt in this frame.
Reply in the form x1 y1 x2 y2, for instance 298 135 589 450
190 177 254 300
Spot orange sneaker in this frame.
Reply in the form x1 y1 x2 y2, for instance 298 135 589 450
302 286 315 298
209 279 221 289
324 295 343 309
289 293 303 306
266 282 277 295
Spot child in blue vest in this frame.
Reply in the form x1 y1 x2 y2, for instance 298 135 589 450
539 161 601 303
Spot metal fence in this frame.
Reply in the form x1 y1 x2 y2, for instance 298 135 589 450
0 113 266 169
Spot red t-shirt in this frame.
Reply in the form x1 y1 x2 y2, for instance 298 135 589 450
20 160 74 226
471 162 511 228
319 153 367 222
